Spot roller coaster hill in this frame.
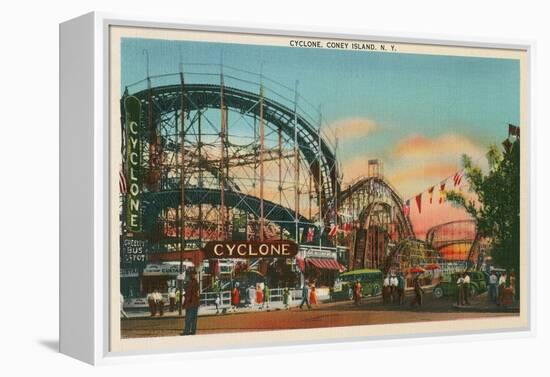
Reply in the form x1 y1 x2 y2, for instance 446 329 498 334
119 64 483 297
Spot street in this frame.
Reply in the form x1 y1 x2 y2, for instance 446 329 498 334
121 291 518 338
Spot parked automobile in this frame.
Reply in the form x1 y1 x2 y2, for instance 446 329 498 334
330 268 383 301
432 271 487 299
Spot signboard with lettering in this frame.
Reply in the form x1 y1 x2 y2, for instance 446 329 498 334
300 247 337 260
142 263 181 276
122 237 148 264
203 240 298 259
124 96 142 232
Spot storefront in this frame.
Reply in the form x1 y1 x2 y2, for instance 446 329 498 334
120 267 141 298
298 246 345 287
141 262 193 294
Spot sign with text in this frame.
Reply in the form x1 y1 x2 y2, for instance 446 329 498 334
122 237 148 264
203 240 298 259
124 96 142 232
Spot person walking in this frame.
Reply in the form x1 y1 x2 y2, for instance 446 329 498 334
120 293 128 319
410 275 425 308
147 290 156 317
299 282 311 309
262 282 270 309
256 283 264 309
155 289 164 316
309 281 317 306
463 272 471 305
353 280 362 305
382 275 390 304
509 271 516 301
397 273 406 305
456 274 465 306
248 285 256 308
488 271 498 303
169 289 176 312
182 270 200 336
283 287 291 310
390 274 399 303
498 272 507 306
231 282 240 312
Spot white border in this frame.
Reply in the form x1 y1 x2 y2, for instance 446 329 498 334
79 11 534 364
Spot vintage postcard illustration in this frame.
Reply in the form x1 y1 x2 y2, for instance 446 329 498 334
110 26 528 350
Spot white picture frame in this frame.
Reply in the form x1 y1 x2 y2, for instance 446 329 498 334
60 12 534 365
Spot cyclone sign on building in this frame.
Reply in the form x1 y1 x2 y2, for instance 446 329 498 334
124 96 142 232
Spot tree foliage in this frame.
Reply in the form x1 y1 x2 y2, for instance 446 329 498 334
446 138 520 295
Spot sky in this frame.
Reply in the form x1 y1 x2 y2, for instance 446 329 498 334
121 37 520 237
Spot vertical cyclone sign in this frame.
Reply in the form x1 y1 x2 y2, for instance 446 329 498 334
125 96 142 232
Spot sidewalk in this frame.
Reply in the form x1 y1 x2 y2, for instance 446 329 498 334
122 284 437 319
123 298 309 319
452 292 519 313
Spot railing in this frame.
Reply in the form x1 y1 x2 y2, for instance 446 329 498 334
199 288 304 307
200 290 232 307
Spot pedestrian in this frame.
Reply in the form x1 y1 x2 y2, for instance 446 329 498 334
463 272 471 305
147 290 156 317
262 282 270 309
256 283 264 308
169 289 176 312
410 275 424 308
498 272 507 305
390 274 399 303
353 280 362 305
182 270 200 336
283 287 291 310
309 281 317 306
214 294 221 314
509 271 516 301
176 289 182 309
120 293 128 319
155 289 164 316
456 274 465 306
488 271 498 303
231 282 240 312
383 275 391 304
248 285 256 307
299 282 311 309
397 273 405 305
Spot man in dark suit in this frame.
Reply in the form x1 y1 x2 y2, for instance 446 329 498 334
181 270 200 335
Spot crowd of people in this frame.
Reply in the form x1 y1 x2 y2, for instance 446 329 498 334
381 273 407 305
137 267 517 337
487 270 516 306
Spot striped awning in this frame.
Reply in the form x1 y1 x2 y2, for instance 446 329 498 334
306 258 344 272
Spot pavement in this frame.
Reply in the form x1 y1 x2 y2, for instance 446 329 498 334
122 284 438 319
122 284 522 319
452 292 520 313
121 288 519 338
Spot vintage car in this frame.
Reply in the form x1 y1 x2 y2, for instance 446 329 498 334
432 271 488 299
330 268 383 301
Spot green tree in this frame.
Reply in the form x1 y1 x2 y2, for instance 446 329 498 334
446 138 520 297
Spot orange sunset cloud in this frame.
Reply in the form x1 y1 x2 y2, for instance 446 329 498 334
392 133 486 161
329 117 378 140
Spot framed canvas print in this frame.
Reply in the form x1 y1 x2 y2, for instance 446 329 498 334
60 12 533 364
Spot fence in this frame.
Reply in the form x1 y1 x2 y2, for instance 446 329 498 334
199 288 304 307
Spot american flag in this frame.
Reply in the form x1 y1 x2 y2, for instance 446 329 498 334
402 200 410 217
119 169 128 194
306 227 314 242
453 171 463 187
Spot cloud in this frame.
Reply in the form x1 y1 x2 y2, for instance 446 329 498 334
384 133 486 198
386 162 459 198
328 117 378 140
340 132 487 199
391 133 486 161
